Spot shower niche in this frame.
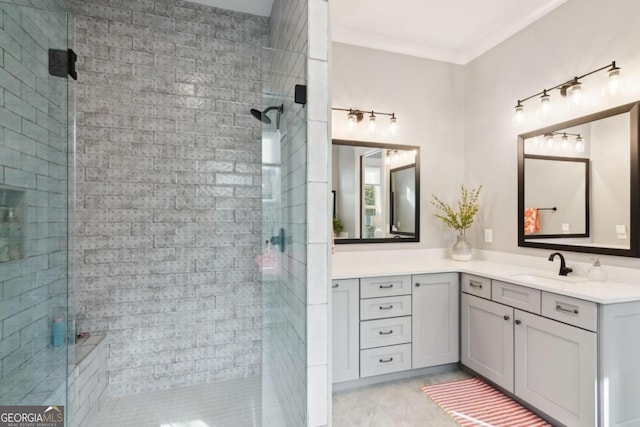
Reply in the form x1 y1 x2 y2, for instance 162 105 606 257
0 187 26 262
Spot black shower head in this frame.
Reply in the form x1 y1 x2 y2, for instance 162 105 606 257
250 108 270 124
249 104 284 126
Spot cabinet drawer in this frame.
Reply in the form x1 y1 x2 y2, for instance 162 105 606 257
541 292 597 332
360 275 412 298
360 316 412 349
332 278 359 291
492 281 541 314
461 273 491 299
360 295 412 320
360 343 412 378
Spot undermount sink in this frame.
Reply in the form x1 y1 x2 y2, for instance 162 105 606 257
509 272 589 284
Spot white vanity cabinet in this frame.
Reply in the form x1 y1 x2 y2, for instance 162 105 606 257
461 274 596 427
332 278 359 383
412 273 459 369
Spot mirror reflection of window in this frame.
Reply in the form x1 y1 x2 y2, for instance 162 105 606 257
363 165 382 238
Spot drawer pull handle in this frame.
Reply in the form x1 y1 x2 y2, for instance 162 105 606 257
503 315 510 321
379 330 394 335
379 305 394 310
379 357 394 363
515 320 522 325
556 304 579 315
379 284 394 289
332 284 339 288
415 283 421 287
469 281 483 289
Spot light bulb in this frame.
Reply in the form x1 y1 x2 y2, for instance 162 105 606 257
608 64 621 95
368 112 376 133
393 149 399 159
540 91 551 117
532 136 540 146
569 81 582 107
561 133 569 150
389 114 398 136
513 102 524 127
347 111 357 132
385 151 391 165
575 135 585 153
545 133 555 147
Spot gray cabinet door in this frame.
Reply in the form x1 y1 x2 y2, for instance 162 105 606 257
514 309 596 427
412 273 459 369
332 279 360 383
461 293 514 392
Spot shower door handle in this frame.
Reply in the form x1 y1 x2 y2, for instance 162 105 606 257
270 228 286 253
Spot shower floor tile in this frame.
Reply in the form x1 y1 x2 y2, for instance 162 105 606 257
88 376 261 427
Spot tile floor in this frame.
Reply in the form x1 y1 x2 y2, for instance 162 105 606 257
88 370 469 426
332 370 471 427
88 376 262 427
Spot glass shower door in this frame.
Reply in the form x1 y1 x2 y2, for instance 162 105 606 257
0 0 73 424
260 48 308 427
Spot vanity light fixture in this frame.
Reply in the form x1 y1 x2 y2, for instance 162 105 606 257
390 114 398 136
368 111 377 133
542 131 585 152
575 135 585 153
333 107 398 135
513 61 621 126
347 109 359 131
540 90 551 117
608 63 622 94
544 133 555 147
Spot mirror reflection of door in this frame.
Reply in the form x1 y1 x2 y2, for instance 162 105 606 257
361 150 383 238
390 164 416 236
523 156 589 237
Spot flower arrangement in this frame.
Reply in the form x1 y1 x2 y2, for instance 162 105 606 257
431 185 482 235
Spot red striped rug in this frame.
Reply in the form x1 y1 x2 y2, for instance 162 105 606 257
420 378 552 427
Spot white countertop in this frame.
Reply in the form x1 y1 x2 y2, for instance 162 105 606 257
332 250 640 304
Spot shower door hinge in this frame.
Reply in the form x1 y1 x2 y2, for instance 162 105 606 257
295 84 307 105
49 49 77 80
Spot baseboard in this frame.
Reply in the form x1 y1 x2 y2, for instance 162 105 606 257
332 363 458 392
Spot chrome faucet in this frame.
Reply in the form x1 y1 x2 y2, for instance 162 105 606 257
548 252 573 276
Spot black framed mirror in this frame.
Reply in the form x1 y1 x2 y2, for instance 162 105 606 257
332 139 420 243
518 101 640 257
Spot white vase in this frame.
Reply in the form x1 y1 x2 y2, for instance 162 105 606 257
452 234 472 261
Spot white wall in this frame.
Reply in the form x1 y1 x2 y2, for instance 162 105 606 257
332 43 465 250
464 0 640 267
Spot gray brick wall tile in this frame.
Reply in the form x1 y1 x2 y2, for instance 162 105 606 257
74 0 267 397
85 4 132 24
132 11 174 30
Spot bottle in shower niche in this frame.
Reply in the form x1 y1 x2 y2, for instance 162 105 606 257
7 209 21 260
52 317 65 347
0 209 9 262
